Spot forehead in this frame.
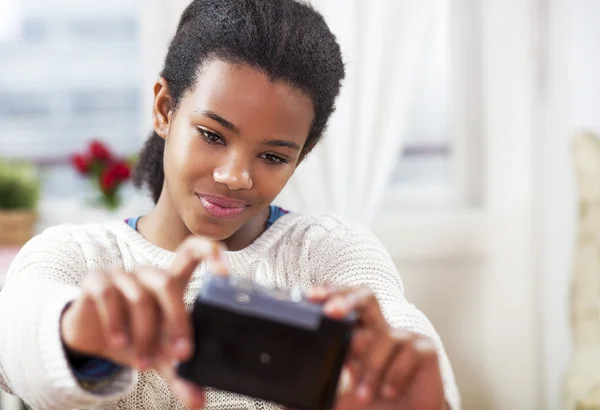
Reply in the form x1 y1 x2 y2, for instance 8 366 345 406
180 59 314 138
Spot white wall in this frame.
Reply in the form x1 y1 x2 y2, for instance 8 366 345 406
540 1 573 409
381 218 537 410
542 0 600 409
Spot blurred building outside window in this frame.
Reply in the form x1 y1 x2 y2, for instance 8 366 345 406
0 0 142 201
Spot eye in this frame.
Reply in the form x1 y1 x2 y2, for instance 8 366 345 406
262 153 288 164
198 128 224 145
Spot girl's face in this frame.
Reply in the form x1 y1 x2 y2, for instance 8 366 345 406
153 59 314 240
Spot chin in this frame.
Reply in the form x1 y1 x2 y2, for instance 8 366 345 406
187 214 240 241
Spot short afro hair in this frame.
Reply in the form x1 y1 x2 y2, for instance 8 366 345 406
134 0 345 203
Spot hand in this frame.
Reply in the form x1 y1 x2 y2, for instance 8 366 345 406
60 236 229 408
307 285 446 410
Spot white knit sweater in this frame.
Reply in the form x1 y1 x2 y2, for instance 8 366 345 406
0 212 460 410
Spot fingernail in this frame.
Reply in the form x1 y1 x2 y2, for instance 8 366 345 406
137 356 152 370
217 252 229 267
324 298 347 315
414 338 436 353
209 259 229 277
171 381 187 400
356 384 371 402
174 338 191 358
324 303 335 315
338 368 352 394
308 287 327 299
211 243 224 258
383 385 397 399
111 333 127 347
173 380 204 408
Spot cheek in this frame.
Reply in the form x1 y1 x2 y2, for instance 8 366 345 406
253 165 295 199
165 123 214 185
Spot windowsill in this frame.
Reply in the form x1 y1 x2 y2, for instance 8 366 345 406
35 195 155 233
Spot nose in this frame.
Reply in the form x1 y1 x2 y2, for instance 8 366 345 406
213 155 253 191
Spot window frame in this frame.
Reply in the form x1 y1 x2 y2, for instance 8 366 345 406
374 0 540 262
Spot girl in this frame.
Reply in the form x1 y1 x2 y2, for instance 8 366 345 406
0 0 459 409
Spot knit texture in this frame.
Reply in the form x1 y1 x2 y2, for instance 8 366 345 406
0 212 460 410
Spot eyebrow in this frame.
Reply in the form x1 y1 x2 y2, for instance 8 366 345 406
263 138 301 151
200 110 241 134
198 109 302 151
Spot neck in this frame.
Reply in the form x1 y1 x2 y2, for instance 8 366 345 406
224 207 270 251
137 186 270 252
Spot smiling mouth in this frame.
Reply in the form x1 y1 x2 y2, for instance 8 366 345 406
197 194 248 219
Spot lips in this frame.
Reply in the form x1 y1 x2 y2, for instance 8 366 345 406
197 194 248 219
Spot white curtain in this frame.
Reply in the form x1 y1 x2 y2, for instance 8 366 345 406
141 0 435 226
140 0 191 136
276 0 435 226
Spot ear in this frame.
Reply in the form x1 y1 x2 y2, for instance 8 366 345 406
152 77 174 140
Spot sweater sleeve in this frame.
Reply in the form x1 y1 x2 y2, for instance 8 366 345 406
0 226 135 409
310 216 461 410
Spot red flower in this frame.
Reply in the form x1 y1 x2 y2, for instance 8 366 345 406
99 167 118 193
90 140 112 161
111 162 131 180
70 139 135 208
71 154 91 174
99 162 131 193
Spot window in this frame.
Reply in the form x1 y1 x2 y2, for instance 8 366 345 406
0 92 52 117
0 0 21 42
389 0 476 207
391 4 451 187
1 0 474 206
0 0 143 199
21 18 47 42
70 89 140 116
68 17 138 41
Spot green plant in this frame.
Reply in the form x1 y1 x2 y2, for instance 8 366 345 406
0 159 41 210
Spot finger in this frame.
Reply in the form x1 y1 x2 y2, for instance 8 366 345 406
86 271 128 348
324 287 384 330
111 271 160 368
171 379 206 410
333 356 361 409
170 236 229 284
136 267 193 361
154 353 205 409
306 283 339 301
354 337 397 404
349 327 375 357
308 285 353 312
338 365 354 395
62 289 105 357
381 334 432 400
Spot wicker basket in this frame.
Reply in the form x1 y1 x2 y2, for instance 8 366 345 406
0 209 37 247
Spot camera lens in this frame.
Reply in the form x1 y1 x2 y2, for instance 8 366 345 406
260 353 271 364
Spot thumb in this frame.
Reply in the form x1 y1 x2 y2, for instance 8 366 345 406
152 351 206 409
169 236 229 285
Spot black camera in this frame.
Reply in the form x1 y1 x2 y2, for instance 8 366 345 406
176 274 356 410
